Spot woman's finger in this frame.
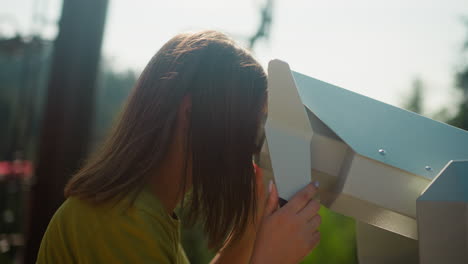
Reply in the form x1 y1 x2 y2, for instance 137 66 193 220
264 181 279 217
297 199 321 221
253 163 265 200
253 163 268 222
306 214 321 232
307 231 321 250
284 182 318 213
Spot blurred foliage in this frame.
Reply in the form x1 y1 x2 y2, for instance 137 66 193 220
181 222 215 264
0 37 52 161
402 78 424 115
402 22 468 132
90 60 137 145
448 24 468 131
301 207 358 264
248 0 273 49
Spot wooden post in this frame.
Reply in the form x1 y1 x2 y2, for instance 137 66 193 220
23 0 108 262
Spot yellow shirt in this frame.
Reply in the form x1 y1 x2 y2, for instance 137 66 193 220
37 188 189 263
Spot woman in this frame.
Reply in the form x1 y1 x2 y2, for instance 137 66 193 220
37 30 321 264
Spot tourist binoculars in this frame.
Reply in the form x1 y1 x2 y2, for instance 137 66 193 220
257 60 468 264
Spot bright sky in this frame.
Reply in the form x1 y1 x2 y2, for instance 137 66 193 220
4 0 468 114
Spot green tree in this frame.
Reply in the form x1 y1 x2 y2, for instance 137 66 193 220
91 61 137 146
0 37 52 161
448 22 468 130
301 208 358 264
403 78 424 115
402 23 468 131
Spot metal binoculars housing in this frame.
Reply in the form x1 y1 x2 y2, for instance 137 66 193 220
257 60 468 264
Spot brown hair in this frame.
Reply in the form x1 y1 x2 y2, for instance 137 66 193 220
64 31 267 248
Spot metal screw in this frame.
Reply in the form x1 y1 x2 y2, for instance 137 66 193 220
425 166 433 171
378 149 386 155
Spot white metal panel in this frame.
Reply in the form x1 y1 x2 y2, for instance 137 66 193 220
265 59 313 199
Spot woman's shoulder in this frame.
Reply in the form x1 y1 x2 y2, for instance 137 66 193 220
51 193 179 242
48 196 126 237
38 197 103 263
60 196 92 212
55 196 106 221
38 196 179 263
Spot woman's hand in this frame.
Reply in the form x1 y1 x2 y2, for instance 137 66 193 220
252 163 268 225
250 181 321 264
209 163 281 264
